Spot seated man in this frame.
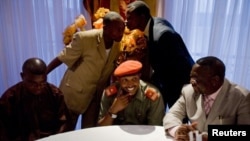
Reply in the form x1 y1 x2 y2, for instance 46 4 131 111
163 56 250 141
98 60 165 126
0 118 7 141
0 58 70 141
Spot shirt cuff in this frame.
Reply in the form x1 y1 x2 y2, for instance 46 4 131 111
168 126 180 137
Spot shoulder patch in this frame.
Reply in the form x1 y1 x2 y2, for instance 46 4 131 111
145 87 160 101
105 85 118 96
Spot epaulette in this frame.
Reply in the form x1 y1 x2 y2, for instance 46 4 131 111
105 84 118 96
144 87 160 101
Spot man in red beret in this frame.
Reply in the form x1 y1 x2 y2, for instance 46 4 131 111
98 60 165 126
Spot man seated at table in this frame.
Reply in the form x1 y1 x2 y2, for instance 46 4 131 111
0 57 70 141
98 60 165 126
163 56 250 141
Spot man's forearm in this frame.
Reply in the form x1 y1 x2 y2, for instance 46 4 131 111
46 57 62 74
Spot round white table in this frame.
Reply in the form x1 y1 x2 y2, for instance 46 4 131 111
36 125 173 141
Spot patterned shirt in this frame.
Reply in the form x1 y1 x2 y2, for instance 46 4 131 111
0 82 69 141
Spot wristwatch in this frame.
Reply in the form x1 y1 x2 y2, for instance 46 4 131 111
108 111 117 119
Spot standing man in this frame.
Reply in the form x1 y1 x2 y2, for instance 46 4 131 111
98 60 165 126
126 1 195 109
46 11 125 129
0 58 70 141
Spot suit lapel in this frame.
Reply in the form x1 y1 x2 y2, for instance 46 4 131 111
190 94 205 121
206 79 229 123
148 18 154 43
98 41 119 80
96 30 107 62
105 42 119 67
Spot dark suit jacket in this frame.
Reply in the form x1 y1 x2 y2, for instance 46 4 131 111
147 17 194 107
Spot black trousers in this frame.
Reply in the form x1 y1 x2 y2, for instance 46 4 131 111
67 99 100 130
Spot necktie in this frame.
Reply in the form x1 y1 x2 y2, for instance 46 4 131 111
203 95 213 116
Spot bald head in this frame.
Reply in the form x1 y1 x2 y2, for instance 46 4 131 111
22 58 47 75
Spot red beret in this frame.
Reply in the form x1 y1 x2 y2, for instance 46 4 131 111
114 60 142 77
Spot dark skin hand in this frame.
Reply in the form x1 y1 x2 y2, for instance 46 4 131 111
109 93 130 114
174 122 208 141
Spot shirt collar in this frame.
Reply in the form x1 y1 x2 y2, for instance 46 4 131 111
144 19 151 38
205 86 222 100
134 80 147 101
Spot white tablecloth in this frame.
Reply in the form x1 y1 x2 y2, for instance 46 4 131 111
37 125 173 141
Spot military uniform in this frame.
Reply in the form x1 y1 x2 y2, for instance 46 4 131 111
99 80 165 125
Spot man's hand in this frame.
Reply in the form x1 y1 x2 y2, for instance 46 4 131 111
174 122 197 141
174 122 208 141
109 94 130 114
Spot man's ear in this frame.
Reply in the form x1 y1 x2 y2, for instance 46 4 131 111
212 75 220 86
211 75 219 81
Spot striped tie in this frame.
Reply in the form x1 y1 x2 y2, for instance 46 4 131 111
203 95 213 116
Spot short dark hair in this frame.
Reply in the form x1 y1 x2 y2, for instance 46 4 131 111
22 58 47 75
196 56 225 79
127 1 151 17
103 11 123 25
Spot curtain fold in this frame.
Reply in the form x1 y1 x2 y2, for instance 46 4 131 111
0 0 91 93
161 0 249 89
0 0 249 95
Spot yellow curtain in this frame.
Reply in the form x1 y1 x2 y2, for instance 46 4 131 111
83 0 156 24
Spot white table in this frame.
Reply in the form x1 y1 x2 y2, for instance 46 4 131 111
36 125 173 141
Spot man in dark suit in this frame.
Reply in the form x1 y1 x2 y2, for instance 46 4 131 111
126 1 194 109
